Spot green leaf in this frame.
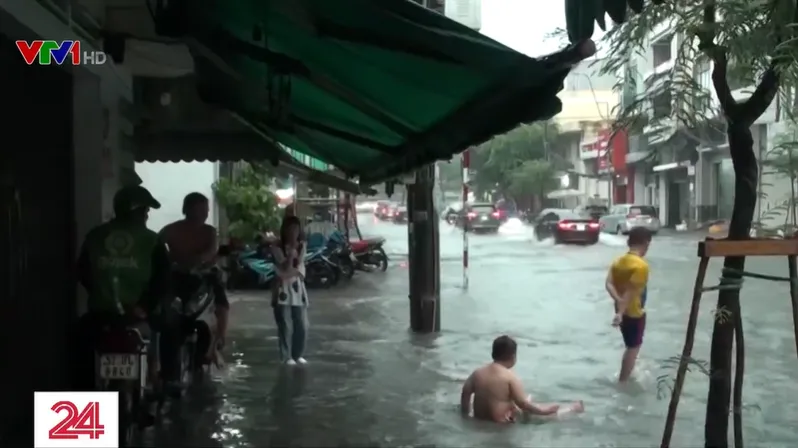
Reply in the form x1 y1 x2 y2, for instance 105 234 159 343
213 163 282 240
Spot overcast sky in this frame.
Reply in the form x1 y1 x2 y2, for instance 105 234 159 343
478 0 607 58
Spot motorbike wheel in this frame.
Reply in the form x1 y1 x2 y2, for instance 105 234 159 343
338 256 355 280
116 383 138 447
373 248 388 272
179 342 193 393
305 261 337 289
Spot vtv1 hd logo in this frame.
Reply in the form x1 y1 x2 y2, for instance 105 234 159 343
16 40 107 66
34 391 120 448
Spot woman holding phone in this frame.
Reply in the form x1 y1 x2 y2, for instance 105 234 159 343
271 215 310 365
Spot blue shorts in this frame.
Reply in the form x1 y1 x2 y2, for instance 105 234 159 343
620 314 646 348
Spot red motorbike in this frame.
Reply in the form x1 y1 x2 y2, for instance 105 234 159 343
349 237 388 272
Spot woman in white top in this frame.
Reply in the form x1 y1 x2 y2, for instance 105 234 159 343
271 216 310 365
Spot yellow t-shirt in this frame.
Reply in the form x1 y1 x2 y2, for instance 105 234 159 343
610 252 649 318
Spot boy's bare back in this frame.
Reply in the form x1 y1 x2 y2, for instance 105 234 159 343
460 335 585 423
470 363 520 422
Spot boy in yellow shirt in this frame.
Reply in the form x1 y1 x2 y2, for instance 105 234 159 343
605 227 652 382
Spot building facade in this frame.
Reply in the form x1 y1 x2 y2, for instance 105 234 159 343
620 21 789 229
552 59 623 208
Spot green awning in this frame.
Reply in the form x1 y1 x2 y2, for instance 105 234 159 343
156 0 588 184
284 146 330 171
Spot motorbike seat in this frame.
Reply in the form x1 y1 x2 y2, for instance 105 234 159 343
97 321 150 353
349 240 370 252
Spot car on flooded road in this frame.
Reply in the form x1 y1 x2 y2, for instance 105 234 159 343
356 200 378 213
392 205 408 223
598 204 660 235
533 208 600 245
374 201 396 221
452 203 502 233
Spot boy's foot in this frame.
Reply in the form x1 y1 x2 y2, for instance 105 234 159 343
296 357 307 365
285 359 297 366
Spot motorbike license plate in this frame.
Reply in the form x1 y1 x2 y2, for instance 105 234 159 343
99 354 140 380
576 224 585 231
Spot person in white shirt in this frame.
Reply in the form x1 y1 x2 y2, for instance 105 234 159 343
270 216 310 365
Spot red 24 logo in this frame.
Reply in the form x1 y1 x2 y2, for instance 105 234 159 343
48 401 105 440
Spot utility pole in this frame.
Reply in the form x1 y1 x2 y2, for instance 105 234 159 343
407 164 440 332
407 0 442 333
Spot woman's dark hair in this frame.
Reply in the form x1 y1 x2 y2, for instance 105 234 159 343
279 216 303 243
279 216 304 268
182 192 209 215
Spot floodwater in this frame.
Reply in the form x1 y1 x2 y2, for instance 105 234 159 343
149 216 798 447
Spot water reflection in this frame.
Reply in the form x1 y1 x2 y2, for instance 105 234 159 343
142 217 798 447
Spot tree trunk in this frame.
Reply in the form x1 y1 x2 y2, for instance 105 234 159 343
704 122 757 448
531 195 541 214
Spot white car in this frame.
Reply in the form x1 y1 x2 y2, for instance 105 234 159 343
598 204 661 235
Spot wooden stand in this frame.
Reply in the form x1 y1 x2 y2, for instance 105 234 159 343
661 238 798 448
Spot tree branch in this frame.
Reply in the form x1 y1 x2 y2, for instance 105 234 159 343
738 0 787 124
697 1 738 119
741 66 779 123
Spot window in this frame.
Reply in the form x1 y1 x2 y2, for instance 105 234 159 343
651 91 672 119
693 56 711 113
558 211 580 220
539 212 558 222
585 205 608 215
430 0 445 14
651 35 673 68
630 206 657 216
471 204 495 214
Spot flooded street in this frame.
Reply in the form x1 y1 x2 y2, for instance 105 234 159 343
152 216 798 447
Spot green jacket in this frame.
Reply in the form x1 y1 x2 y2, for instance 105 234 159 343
78 219 163 313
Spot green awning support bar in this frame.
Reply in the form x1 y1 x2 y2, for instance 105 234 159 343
206 28 415 137
292 116 396 153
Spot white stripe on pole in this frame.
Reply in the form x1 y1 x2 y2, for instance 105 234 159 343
462 149 470 290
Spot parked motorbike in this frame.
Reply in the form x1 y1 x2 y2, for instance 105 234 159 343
350 237 389 272
324 240 356 280
304 247 339 288
95 315 155 447
223 246 276 290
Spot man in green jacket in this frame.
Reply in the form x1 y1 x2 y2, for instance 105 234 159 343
75 185 172 390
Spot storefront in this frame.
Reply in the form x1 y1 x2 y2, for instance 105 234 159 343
653 161 694 227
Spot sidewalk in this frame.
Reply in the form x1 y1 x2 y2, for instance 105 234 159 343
657 227 724 240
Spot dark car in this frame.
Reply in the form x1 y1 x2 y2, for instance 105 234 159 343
454 203 502 233
575 204 609 221
392 205 408 223
374 201 396 220
533 208 600 245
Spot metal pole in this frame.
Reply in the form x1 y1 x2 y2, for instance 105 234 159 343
462 148 470 290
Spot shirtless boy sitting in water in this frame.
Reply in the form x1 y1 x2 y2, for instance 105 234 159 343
460 335 584 423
